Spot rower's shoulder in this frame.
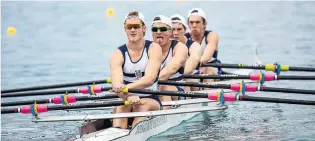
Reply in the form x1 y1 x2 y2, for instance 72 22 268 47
191 41 202 48
148 41 161 49
206 30 219 42
184 32 191 38
174 40 188 54
147 41 162 54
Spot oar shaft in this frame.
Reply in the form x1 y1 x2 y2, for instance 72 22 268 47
1 79 109 94
279 75 315 80
203 63 265 69
1 87 112 98
158 80 231 89
203 63 315 72
124 89 315 106
1 101 127 114
1 94 120 107
183 74 249 79
1 89 78 98
183 74 315 80
127 89 208 98
159 81 315 95
48 101 125 111
289 66 315 72
260 87 315 95
240 95 315 105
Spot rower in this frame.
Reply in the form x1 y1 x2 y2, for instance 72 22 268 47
170 14 202 92
110 11 163 129
151 15 188 109
185 8 222 86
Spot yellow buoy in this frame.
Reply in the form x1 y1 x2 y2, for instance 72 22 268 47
106 8 114 17
7 26 16 35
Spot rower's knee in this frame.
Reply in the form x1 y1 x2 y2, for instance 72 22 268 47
184 78 200 92
115 105 132 113
131 98 161 128
159 85 178 102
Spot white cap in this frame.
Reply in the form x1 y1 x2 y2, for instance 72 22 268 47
124 11 146 25
152 15 172 28
169 14 187 29
187 8 206 20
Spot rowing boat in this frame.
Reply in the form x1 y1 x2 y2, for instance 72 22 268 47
66 49 263 141
71 67 259 141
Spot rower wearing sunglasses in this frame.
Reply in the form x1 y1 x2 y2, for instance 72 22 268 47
151 15 188 109
109 11 163 129
169 14 202 92
185 8 221 86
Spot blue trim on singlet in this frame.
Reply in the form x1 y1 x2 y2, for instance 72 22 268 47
118 40 152 77
186 39 194 56
118 40 162 106
176 86 185 100
208 59 223 75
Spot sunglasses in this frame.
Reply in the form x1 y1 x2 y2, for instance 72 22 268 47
125 24 142 30
151 27 170 32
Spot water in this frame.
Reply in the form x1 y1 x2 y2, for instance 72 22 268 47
2 1 315 141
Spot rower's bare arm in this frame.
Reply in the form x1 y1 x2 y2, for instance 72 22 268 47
184 42 202 74
126 43 162 89
159 42 188 80
109 49 125 98
200 32 219 65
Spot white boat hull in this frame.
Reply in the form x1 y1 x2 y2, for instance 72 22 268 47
76 100 225 141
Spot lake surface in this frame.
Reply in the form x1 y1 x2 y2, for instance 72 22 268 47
1 1 315 141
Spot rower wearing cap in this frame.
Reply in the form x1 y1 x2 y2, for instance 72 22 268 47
186 8 221 85
110 11 163 129
151 15 188 109
170 14 202 92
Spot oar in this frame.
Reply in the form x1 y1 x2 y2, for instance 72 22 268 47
122 88 315 106
158 80 315 95
1 86 112 98
1 94 120 107
1 78 111 94
3 89 314 116
183 73 315 80
4 71 315 95
4 79 315 98
202 63 315 74
1 100 130 114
